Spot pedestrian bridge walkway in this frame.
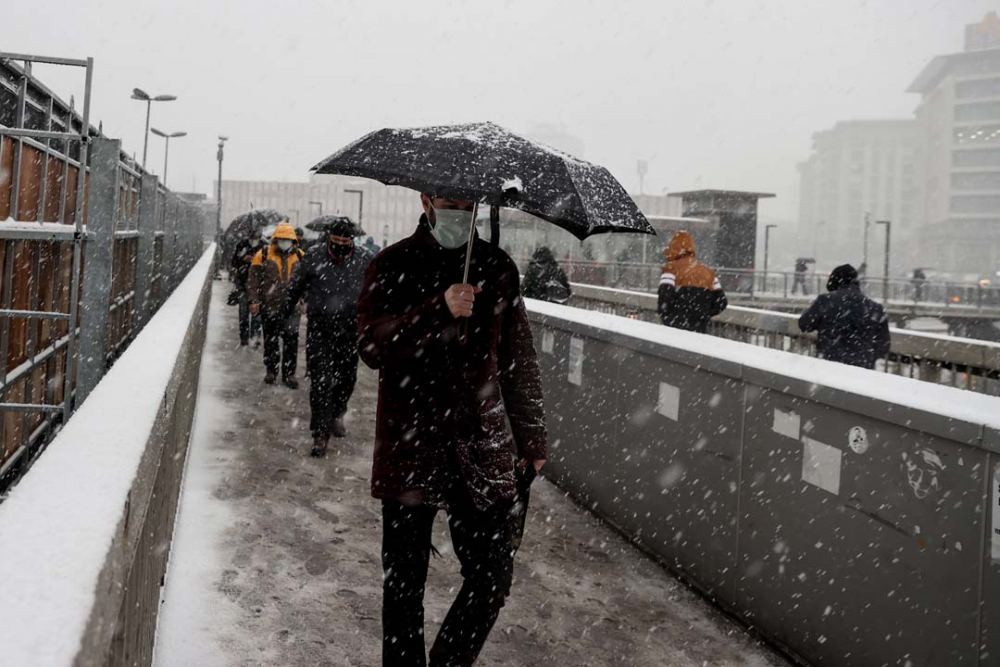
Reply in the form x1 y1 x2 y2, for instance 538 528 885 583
2 249 999 667
153 285 787 667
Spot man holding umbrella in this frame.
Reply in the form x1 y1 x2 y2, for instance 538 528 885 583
315 121 652 666
282 216 373 455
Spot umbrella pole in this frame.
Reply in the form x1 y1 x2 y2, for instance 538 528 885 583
461 201 480 284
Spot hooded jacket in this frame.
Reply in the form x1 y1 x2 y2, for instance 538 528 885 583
522 246 571 303
798 266 891 369
657 231 727 333
282 241 374 334
248 242 304 314
357 215 546 512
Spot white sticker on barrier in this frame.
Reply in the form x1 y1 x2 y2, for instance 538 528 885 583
772 408 800 439
568 337 584 386
992 461 1000 562
848 426 869 454
801 437 842 496
656 382 680 421
542 330 555 354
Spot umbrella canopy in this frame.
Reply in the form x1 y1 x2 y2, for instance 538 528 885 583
305 215 364 236
312 122 653 241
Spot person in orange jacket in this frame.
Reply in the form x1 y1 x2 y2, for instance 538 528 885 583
249 222 305 387
657 230 727 333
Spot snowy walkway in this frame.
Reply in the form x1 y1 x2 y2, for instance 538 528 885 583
154 285 791 667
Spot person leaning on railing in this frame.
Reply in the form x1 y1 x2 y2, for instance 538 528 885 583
657 231 727 333
798 264 891 369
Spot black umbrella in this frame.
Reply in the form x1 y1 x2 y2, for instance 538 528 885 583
312 122 652 242
305 215 364 236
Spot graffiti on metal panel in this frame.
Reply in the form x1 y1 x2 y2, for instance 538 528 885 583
901 448 945 499
848 426 869 454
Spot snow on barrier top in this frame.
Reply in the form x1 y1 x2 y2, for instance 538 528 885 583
0 246 215 667
526 298 1000 444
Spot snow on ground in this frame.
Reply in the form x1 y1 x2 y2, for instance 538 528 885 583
153 284 790 667
0 248 214 667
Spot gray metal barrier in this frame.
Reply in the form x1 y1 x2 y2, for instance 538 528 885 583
569 282 1000 394
527 300 1000 667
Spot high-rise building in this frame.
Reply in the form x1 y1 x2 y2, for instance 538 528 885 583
908 12 1000 277
796 120 920 272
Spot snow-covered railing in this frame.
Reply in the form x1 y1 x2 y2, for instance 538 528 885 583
526 298 1000 667
0 246 215 667
569 281 1000 393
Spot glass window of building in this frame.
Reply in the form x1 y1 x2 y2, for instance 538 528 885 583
955 78 1000 100
953 148 1000 167
951 172 1000 190
950 194 1000 213
955 102 1000 123
953 124 1000 144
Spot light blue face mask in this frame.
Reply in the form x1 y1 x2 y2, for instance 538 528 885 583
430 206 474 249
277 240 293 252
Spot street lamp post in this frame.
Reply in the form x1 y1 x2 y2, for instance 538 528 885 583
763 224 778 294
382 223 389 248
875 220 891 303
150 127 186 188
309 200 323 217
216 136 228 239
862 211 871 273
344 188 364 233
131 88 176 171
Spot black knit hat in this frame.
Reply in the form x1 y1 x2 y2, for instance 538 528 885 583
827 264 859 292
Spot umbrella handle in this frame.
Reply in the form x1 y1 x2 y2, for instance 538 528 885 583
458 202 479 346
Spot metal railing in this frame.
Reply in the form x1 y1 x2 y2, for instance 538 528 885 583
514 256 1000 315
0 53 206 495
568 282 1000 394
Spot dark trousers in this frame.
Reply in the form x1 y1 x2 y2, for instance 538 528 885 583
381 496 520 667
306 324 358 436
238 292 261 344
792 273 808 295
262 312 299 378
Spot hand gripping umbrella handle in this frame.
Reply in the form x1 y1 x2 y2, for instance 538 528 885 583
458 202 479 346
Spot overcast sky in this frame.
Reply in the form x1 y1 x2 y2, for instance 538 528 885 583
8 0 995 220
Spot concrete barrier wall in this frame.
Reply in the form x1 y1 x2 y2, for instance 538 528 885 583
0 247 214 667
527 299 1000 667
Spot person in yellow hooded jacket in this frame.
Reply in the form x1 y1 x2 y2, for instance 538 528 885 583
657 230 727 333
249 222 305 387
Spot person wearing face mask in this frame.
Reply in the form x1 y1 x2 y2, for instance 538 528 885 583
249 222 305 387
282 216 374 455
357 194 546 667
230 227 264 346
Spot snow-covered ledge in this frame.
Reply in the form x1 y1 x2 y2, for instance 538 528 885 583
0 246 216 667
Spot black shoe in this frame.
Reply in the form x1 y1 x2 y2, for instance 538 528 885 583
264 372 277 385
282 376 299 389
239 340 248 347
310 435 329 458
332 417 347 438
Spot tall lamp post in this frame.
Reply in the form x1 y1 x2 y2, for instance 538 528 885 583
344 188 364 235
382 223 389 248
131 88 176 171
763 224 778 294
216 136 228 240
309 200 323 217
875 220 891 303
150 127 186 188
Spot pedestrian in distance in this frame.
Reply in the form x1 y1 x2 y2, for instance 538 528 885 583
522 245 571 304
358 193 547 667
230 227 264 346
282 216 373 456
798 263 891 369
792 258 810 295
657 230 727 333
911 267 928 302
249 222 305 387
363 236 382 255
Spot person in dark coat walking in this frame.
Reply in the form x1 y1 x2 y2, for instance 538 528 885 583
798 263 891 369
230 228 263 346
249 223 304 387
522 245 571 303
358 194 547 667
657 231 727 333
792 258 810 295
283 217 373 454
